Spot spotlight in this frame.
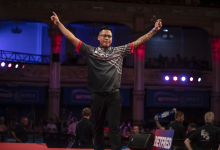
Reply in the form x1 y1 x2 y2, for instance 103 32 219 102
181 76 186 81
163 29 168 32
198 78 201 82
190 77 193 82
1 62 5 67
22 65 25 69
8 63 12 68
173 76 178 81
15 64 19 68
165 76 169 81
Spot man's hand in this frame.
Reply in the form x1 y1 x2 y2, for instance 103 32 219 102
50 12 60 26
173 108 177 114
154 19 162 31
16 139 22 143
154 115 158 121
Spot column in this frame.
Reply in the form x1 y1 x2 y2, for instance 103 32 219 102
48 28 63 120
211 37 220 125
132 16 145 124
133 44 145 124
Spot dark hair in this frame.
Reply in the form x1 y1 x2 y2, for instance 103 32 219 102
189 123 196 129
21 116 28 120
175 111 184 119
83 108 91 116
99 26 112 34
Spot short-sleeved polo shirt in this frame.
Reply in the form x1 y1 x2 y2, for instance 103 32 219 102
188 123 220 150
165 120 185 139
76 41 134 92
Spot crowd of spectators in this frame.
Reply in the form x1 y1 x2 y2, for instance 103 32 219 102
145 54 210 69
1 108 219 150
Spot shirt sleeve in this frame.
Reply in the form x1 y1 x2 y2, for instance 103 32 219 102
13 125 22 135
75 41 94 56
188 132 196 142
114 43 134 57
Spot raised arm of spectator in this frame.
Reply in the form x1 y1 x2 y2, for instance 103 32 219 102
184 138 193 150
120 122 126 130
133 19 162 50
154 115 165 130
11 131 22 143
127 121 133 132
50 12 80 47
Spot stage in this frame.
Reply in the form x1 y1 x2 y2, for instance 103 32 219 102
0 143 129 150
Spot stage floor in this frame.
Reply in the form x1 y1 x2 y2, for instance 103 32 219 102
0 143 129 150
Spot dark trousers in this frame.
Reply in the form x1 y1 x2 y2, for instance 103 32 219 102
91 91 121 150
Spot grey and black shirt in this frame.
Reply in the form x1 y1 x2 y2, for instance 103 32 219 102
76 41 134 92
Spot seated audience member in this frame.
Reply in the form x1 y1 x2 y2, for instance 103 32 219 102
69 117 77 134
46 118 57 132
0 117 7 132
132 125 139 134
75 108 94 148
186 123 196 138
122 126 131 138
184 112 220 150
11 116 28 143
104 127 109 137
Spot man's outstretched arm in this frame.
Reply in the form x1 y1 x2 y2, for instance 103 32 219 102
184 138 193 150
50 12 80 47
154 115 165 130
133 19 162 50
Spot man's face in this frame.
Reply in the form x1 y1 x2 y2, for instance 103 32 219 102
98 30 112 48
180 115 184 124
187 125 191 132
133 126 139 134
22 118 28 126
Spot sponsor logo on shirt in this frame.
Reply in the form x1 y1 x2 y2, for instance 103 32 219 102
201 129 210 140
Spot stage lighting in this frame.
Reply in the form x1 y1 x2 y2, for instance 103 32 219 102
8 63 12 68
22 65 25 69
181 76 186 81
1 62 5 67
165 76 169 81
190 77 193 81
15 64 19 68
198 78 201 82
173 76 178 81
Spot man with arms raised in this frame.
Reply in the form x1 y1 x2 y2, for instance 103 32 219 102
51 12 162 150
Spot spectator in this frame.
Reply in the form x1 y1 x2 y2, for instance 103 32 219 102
75 108 94 148
0 117 7 132
186 123 196 138
68 117 77 134
132 125 140 134
77 55 87 65
104 127 109 137
46 118 57 132
11 116 28 143
184 112 220 150
122 126 131 138
152 57 159 67
166 111 185 139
